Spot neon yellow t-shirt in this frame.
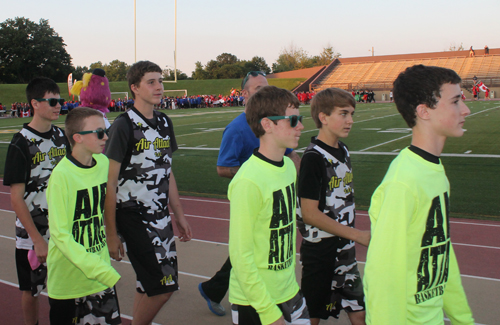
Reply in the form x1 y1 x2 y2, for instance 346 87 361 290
228 154 299 325
47 154 120 299
364 147 474 325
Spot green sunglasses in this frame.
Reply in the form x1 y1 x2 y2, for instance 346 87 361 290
77 128 109 140
242 71 266 89
35 98 65 107
260 115 304 128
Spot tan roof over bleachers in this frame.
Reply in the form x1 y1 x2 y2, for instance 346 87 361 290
313 48 500 91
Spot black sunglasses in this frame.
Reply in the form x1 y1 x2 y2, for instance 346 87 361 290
77 128 109 140
35 98 65 107
242 71 266 89
260 115 304 128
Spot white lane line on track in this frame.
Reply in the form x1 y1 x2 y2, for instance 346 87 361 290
2 205 499 229
2 205 486 250
180 197 229 205
185 214 228 221
179 198 500 227
115 259 212 280
447 220 500 227
356 212 500 227
184 239 500 284
0 234 498 284
453 243 500 250
190 214 500 251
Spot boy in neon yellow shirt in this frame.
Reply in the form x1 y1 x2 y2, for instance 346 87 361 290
363 65 474 325
47 107 121 324
228 86 310 325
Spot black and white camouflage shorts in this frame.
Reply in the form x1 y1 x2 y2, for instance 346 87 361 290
231 291 310 325
301 237 365 319
49 287 121 325
117 208 179 296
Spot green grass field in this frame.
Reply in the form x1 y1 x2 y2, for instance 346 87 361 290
1 100 499 219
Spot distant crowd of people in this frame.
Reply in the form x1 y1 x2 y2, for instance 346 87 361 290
1 100 82 117
8 102 32 117
352 90 376 103
2 79 491 119
296 91 315 104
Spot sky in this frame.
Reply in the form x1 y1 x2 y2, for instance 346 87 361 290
2 0 499 77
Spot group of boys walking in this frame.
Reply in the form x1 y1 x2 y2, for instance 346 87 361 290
5 61 475 325
5 61 190 325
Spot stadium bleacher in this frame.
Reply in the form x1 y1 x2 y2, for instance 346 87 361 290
311 50 500 92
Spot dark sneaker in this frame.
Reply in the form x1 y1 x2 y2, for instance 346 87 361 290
198 283 226 316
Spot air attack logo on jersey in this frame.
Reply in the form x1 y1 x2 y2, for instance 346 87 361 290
32 151 47 165
415 193 450 304
72 183 107 253
135 138 152 152
328 172 353 192
268 182 295 271
31 146 66 166
47 147 66 160
135 137 170 153
152 137 170 150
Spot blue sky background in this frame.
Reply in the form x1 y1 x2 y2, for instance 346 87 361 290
2 0 499 76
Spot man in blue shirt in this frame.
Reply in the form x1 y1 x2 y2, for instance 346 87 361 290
198 71 301 317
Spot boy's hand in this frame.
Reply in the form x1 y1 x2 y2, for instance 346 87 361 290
269 316 285 325
175 216 192 242
356 230 371 247
106 233 124 261
33 238 48 263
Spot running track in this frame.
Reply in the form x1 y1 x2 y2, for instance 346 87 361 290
1 183 499 280
177 196 500 280
1 182 499 324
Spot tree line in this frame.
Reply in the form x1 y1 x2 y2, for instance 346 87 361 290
0 17 340 84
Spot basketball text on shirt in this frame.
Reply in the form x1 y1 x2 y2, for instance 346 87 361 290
415 193 450 304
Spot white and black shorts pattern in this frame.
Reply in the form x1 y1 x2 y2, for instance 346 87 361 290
231 291 310 325
49 287 121 325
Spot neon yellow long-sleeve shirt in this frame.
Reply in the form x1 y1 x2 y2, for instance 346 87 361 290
364 148 474 325
228 154 299 325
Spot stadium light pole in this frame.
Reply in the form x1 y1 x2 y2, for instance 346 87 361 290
164 0 178 83
134 0 137 62
174 0 177 82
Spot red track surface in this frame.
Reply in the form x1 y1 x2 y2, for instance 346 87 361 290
179 196 500 280
1 183 499 324
1 184 499 279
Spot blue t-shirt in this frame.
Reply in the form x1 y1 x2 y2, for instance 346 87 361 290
217 112 292 167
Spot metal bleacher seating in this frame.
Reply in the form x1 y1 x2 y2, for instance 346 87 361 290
313 54 500 92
